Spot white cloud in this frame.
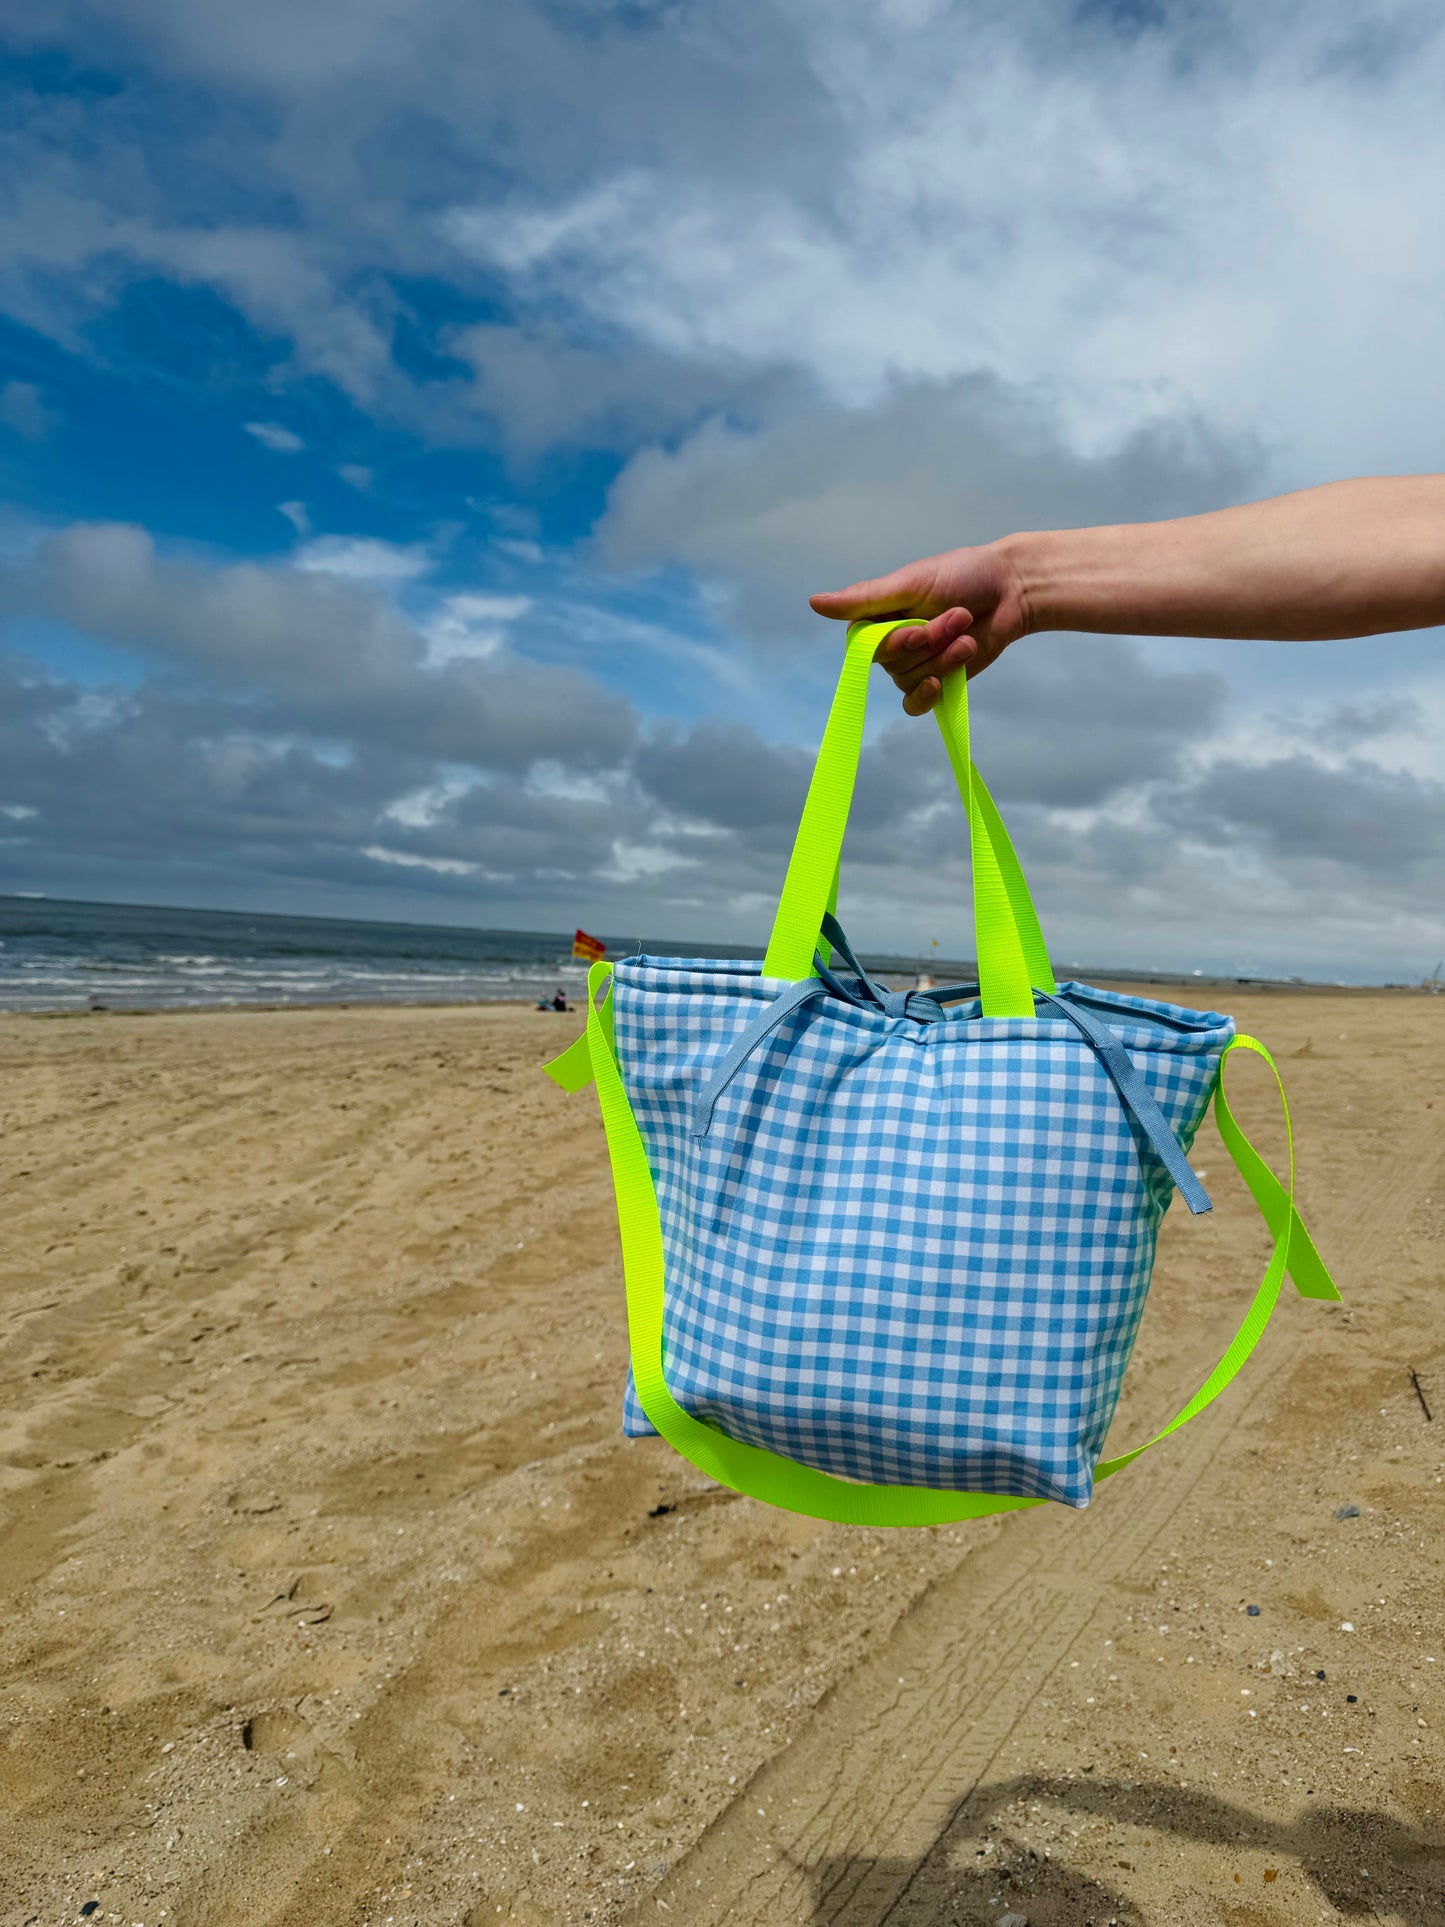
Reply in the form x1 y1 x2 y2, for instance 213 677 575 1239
421 591 532 666
0 380 56 440
277 499 310 535
361 843 478 874
293 534 432 583
441 178 644 274
435 8 1445 482
245 420 305 454
338 463 373 491
383 775 475 827
602 839 691 883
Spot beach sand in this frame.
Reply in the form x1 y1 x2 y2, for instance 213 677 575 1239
1 993 1442 1927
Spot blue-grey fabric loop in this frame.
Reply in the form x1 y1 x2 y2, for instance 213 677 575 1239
1038 990 1212 1215
691 976 829 1137
819 912 888 1000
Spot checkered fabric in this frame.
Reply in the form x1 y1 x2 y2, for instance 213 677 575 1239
615 956 1234 1508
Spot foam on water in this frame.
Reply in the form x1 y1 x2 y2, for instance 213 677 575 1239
0 896 612 1013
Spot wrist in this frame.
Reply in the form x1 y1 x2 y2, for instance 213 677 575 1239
992 528 1057 637
997 523 1139 637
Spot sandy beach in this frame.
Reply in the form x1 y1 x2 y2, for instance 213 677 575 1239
1 991 1442 1927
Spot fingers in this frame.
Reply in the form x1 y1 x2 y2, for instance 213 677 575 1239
878 608 978 716
809 590 978 715
872 606 972 663
902 675 942 717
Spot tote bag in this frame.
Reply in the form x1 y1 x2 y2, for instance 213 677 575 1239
546 620 1340 1525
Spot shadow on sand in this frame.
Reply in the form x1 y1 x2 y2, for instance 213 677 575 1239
806 1772 1445 1925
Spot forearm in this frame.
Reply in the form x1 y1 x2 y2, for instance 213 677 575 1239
1007 476 1445 641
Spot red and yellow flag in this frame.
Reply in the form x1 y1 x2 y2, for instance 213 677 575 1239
572 927 606 963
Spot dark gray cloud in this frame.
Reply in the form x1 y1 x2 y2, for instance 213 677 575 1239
968 637 1229 806
1164 753 1445 874
634 720 811 835
0 651 644 909
21 523 638 772
1297 694 1424 752
443 322 798 457
3 615 1441 977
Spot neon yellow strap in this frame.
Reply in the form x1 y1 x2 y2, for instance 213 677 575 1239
542 1029 594 1093
932 652 1037 1014
762 623 874 981
762 620 1044 1015
1092 1033 1336 1487
968 765 1057 997
582 965 1340 1525
1213 1041 1339 1303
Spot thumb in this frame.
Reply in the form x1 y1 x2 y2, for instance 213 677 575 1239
809 559 933 620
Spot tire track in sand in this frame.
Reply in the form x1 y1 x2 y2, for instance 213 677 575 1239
630 1114 1443 1927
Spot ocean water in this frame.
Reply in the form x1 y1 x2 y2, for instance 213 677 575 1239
0 895 977 1015
0 896 629 1013
2 893 1331 1015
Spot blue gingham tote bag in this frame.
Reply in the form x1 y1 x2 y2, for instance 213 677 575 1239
547 620 1340 1526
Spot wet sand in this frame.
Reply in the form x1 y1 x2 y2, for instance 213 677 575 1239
1 992 1442 1927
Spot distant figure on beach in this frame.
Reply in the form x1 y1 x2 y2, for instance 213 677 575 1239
809 475 1445 711
536 986 570 1012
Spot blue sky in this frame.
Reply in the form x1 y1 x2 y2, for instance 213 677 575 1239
1 0 1443 979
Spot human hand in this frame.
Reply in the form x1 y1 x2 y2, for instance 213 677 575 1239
809 540 1028 714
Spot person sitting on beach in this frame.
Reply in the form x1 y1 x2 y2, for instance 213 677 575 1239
551 987 569 1012
808 474 1445 709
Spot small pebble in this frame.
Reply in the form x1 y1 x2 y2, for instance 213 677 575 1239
1347 1695 1358 1704
1334 1503 1361 1520
1246 1605 1261 1617
1340 1622 1355 1633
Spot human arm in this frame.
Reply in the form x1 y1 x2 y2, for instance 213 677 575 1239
808 475 1445 714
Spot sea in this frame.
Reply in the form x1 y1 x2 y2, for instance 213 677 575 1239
0 895 660 1013
0 894 1365 1015
3 894 958 1015
0 895 976 1015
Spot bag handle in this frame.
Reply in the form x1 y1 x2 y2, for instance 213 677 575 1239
762 620 1053 1014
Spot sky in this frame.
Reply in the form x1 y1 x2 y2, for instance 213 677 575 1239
1 0 1443 981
